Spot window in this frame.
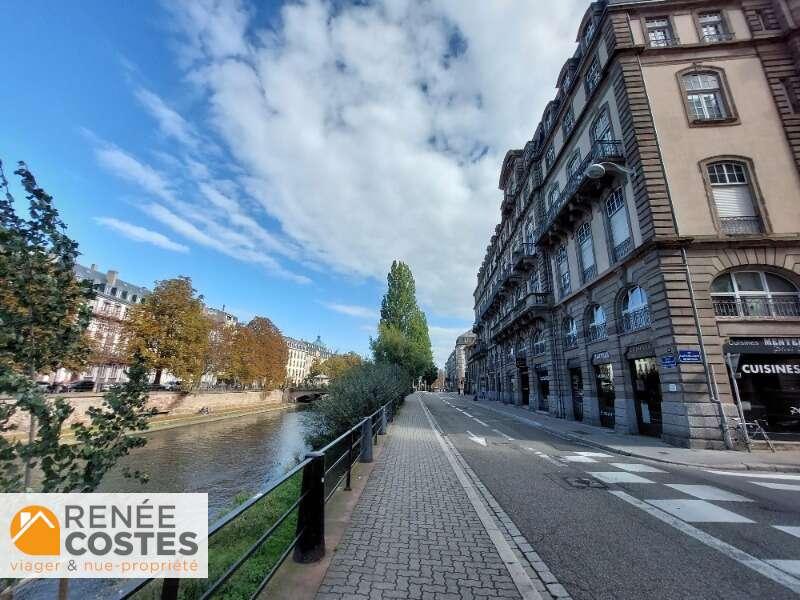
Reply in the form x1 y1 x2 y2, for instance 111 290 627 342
566 150 582 179
706 161 762 234
556 244 571 297
545 145 556 171
711 271 800 317
563 106 575 137
532 330 546 356
563 317 578 349
576 221 597 282
779 78 800 114
605 188 632 262
698 11 732 42
583 19 596 48
646 16 677 47
547 183 561 211
585 57 602 96
621 286 651 332
588 305 608 342
683 71 729 122
591 108 613 143
121 290 128 301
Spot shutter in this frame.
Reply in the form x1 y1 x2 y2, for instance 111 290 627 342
712 185 755 217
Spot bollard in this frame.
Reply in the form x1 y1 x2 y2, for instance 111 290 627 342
160 579 179 600
293 452 326 563
378 406 387 435
359 418 373 463
387 402 394 423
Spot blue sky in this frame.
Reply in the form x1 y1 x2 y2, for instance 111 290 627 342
1 0 586 365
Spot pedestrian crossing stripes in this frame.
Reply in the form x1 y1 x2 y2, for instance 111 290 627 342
610 462 666 473
753 481 800 492
645 499 755 523
665 484 752 502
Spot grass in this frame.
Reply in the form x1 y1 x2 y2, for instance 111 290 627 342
133 474 301 600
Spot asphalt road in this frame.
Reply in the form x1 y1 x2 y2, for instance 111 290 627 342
422 392 800 600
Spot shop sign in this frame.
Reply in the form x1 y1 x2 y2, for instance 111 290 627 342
592 351 611 365
660 355 677 369
626 343 654 360
725 337 800 355
678 350 702 364
739 362 800 375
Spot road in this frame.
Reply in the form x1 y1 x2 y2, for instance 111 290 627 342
422 392 800 600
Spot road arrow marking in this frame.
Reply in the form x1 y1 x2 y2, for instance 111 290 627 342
467 431 487 447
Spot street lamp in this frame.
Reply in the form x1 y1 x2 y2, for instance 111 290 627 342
585 162 634 180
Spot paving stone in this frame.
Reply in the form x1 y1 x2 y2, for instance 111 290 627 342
314 396 522 599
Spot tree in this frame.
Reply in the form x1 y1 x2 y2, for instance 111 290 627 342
124 277 212 386
0 160 154 494
228 317 287 388
321 352 363 381
204 320 237 383
371 261 436 379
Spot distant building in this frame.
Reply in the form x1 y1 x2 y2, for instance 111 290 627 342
445 351 456 392
44 264 150 388
285 336 333 386
204 306 239 328
455 331 477 393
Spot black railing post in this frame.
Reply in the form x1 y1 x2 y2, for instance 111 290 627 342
160 578 179 600
387 402 394 423
359 418 373 463
344 428 354 491
378 406 387 436
293 452 326 563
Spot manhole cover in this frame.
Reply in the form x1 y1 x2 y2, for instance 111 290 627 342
564 477 607 490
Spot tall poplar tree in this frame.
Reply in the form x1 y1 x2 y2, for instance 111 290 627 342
371 261 435 379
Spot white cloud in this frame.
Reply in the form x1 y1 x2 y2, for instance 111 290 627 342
95 216 190 253
429 325 471 368
95 143 176 204
164 0 588 320
321 302 379 320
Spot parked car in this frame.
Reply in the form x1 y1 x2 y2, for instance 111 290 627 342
165 381 183 392
66 379 96 392
147 383 168 391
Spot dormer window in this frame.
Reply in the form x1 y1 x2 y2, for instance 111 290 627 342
582 19 596 48
585 57 601 96
545 145 556 171
562 106 575 137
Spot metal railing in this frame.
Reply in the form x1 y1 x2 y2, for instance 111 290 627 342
720 216 763 235
120 400 397 600
702 32 735 43
712 295 800 318
621 305 652 333
587 322 608 343
648 35 680 48
612 238 633 263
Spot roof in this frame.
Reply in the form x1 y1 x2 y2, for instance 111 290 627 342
75 264 150 303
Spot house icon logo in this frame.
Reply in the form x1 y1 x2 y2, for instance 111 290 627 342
10 505 60 556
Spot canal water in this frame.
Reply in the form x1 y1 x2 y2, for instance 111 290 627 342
16 406 311 600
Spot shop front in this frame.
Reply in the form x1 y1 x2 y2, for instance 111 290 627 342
534 364 550 412
626 343 663 437
517 356 530 406
569 366 584 422
725 337 800 441
592 351 615 429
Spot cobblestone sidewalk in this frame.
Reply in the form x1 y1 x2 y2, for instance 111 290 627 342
315 394 524 600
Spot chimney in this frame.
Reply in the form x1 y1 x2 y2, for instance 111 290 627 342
107 270 118 287
90 264 98 272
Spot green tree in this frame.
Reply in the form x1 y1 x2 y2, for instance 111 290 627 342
321 352 363 381
0 160 154 494
124 277 212 386
228 317 288 388
371 261 435 380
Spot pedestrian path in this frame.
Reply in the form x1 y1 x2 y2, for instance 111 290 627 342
315 394 549 600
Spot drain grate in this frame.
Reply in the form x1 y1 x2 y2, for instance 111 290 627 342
563 476 607 490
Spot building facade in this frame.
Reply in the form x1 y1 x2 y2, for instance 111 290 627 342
285 336 333 386
445 351 457 391
468 0 800 448
454 331 477 393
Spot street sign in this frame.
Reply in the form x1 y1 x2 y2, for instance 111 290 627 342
678 350 702 364
661 355 677 369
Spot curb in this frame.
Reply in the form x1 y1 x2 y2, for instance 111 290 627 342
472 400 800 474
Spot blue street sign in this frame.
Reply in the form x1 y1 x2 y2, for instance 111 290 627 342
661 355 677 369
678 350 702 364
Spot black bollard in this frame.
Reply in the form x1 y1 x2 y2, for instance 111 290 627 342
293 452 326 563
359 418 373 463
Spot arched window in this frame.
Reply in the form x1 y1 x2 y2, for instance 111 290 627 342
563 317 578 348
547 183 561 211
682 71 730 122
591 108 613 143
556 244 571 297
588 305 608 342
576 221 596 282
621 286 651 332
706 161 763 234
711 271 800 317
532 330 546 356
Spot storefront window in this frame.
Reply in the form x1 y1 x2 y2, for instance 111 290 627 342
711 271 800 318
594 363 615 428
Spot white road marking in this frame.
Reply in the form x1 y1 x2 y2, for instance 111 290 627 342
665 484 752 502
462 411 473 417
766 560 800 578
609 463 666 473
574 452 613 458
526 448 563 467
467 431 487 447
590 472 655 484
774 526 800 539
473 418 489 427
706 470 800 480
492 428 515 441
645 499 753 523
563 455 598 463
610 491 800 594
752 482 800 492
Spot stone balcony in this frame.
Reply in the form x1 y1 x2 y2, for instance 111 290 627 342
490 291 552 341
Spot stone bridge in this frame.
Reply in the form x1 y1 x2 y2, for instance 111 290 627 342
288 390 326 403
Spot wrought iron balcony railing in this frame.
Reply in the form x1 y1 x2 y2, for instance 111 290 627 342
587 322 608 343
702 32 735 43
712 295 800 318
648 35 681 48
621 305 652 333
612 238 634 263
720 216 763 235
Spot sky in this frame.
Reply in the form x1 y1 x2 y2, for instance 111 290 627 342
1 0 588 366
